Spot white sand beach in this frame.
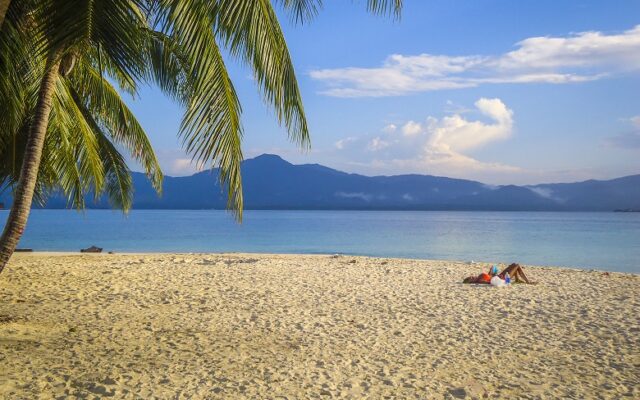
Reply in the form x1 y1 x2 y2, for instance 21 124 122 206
0 253 638 399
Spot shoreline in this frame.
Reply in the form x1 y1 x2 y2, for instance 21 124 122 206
6 210 639 273
14 251 640 275
1 253 638 398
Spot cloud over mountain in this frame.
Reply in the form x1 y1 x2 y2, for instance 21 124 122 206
334 98 518 177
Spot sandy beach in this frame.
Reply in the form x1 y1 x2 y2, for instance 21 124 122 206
0 253 638 399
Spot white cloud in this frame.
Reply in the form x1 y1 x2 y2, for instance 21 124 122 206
419 98 519 173
169 158 206 176
495 27 640 71
334 136 357 150
147 150 206 176
172 158 193 172
413 98 517 174
382 124 397 133
527 187 565 203
367 137 390 151
401 121 423 136
310 25 640 97
331 98 520 177
427 98 513 153
335 192 373 202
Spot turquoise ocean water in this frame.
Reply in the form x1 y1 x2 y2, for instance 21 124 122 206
2 210 638 273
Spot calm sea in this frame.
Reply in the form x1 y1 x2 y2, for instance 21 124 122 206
2 210 638 273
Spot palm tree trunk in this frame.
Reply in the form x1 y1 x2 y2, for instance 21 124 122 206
0 51 61 274
0 0 10 29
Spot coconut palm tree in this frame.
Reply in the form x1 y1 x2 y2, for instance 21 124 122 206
0 1 166 273
0 0 402 273
0 35 163 211
0 0 167 271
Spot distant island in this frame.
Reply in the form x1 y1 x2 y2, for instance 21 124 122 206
1 154 639 211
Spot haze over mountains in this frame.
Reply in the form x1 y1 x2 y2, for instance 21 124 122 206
2 154 639 211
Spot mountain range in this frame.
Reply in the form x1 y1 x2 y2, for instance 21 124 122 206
1 154 639 211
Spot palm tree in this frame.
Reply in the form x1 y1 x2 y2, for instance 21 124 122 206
0 0 402 273
0 0 166 272
0 31 163 212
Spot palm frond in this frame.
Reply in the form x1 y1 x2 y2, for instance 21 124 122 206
143 29 190 105
52 77 106 207
273 0 322 24
366 0 402 19
157 0 244 217
72 91 134 210
274 0 402 24
70 57 163 193
214 0 310 148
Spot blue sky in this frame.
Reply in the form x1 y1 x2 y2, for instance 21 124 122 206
127 0 640 184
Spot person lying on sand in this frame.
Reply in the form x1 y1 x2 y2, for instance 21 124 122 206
498 263 534 284
463 271 491 284
463 263 535 284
